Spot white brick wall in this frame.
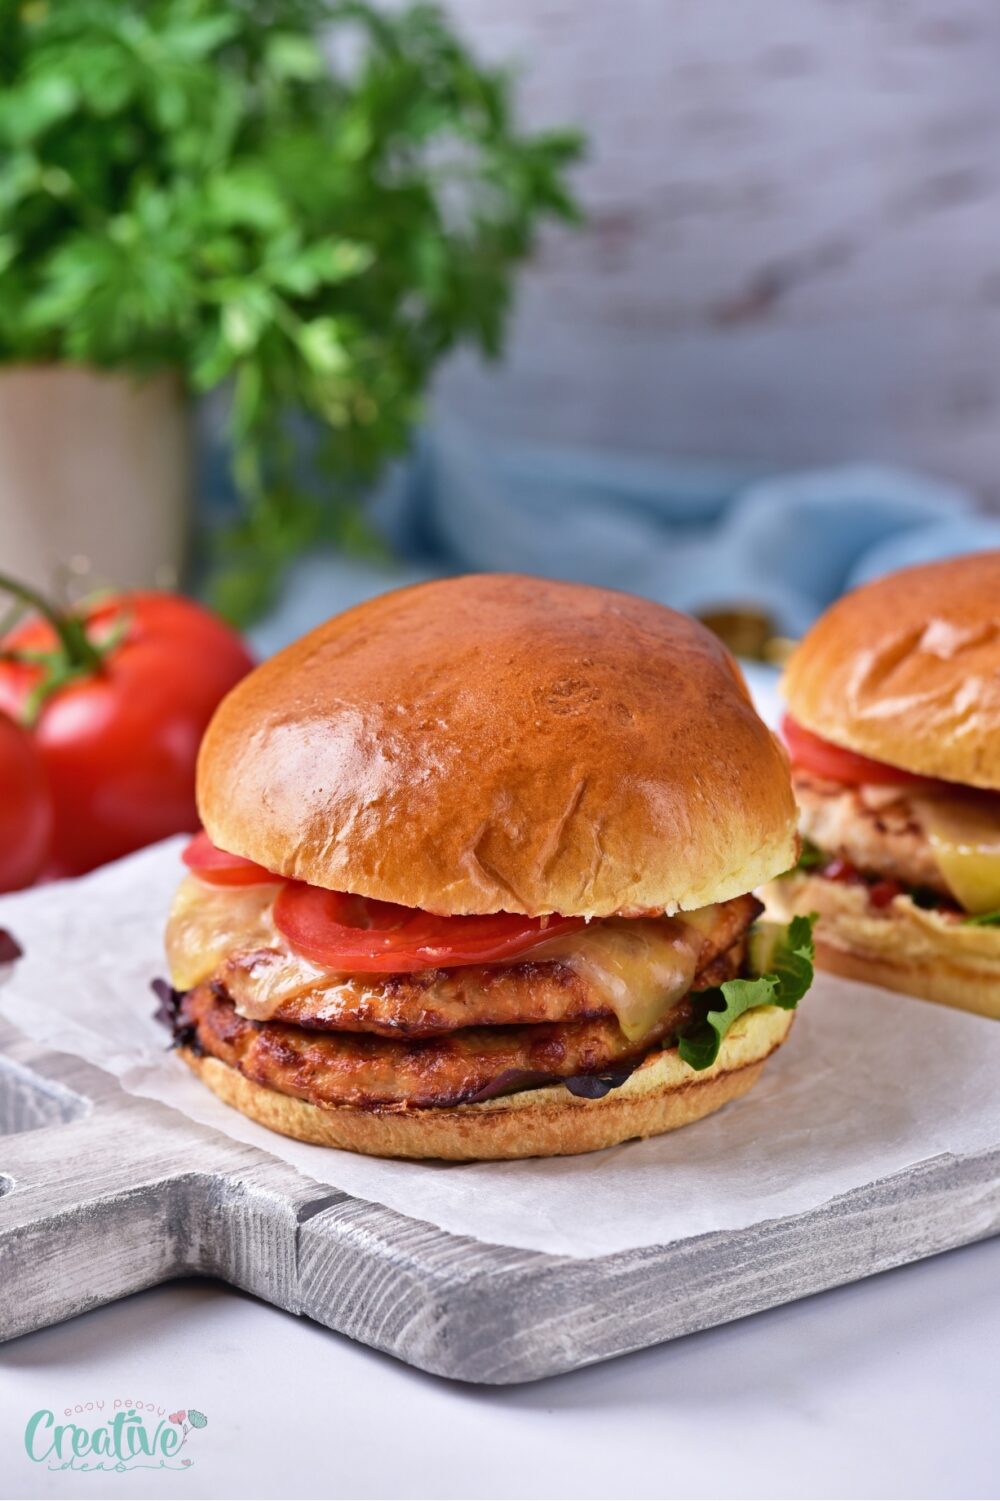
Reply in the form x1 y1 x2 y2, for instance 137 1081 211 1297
435 0 1000 504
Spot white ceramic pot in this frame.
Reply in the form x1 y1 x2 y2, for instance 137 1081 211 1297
0 364 192 595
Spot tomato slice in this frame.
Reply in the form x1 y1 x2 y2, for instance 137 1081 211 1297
182 830 276 886
869 878 905 908
272 881 587 974
781 715 937 788
820 856 865 884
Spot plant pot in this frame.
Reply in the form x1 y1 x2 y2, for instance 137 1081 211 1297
0 364 192 596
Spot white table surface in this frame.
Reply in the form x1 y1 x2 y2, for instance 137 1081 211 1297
2 1235 998 1500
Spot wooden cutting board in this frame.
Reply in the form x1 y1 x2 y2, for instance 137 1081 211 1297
2 1016 999 1384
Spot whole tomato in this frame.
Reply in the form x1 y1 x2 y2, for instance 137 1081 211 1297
0 711 52 891
0 590 254 878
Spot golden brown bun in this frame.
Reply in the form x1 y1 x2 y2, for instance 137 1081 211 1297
763 871 1000 1020
810 940 1000 1020
178 1006 794 1160
783 552 1000 789
198 574 796 917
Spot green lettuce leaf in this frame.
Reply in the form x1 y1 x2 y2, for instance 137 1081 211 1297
775 837 825 878
792 838 826 873
677 914 815 1072
964 909 1000 927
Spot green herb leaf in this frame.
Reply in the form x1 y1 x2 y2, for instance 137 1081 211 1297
779 837 825 876
964 910 1000 927
677 914 816 1072
0 0 584 622
265 33 326 81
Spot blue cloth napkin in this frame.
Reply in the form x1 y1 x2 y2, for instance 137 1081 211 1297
251 421 1000 656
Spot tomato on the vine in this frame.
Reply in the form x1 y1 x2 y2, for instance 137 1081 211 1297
0 711 51 891
0 590 254 877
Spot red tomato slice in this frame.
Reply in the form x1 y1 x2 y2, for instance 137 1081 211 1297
820 856 865 884
273 882 587 974
870 879 905 909
781 715 936 788
182 830 276 886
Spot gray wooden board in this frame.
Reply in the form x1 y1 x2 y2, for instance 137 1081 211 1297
1 1017 999 1385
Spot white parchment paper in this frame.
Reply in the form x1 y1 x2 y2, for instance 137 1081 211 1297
1 836 998 1259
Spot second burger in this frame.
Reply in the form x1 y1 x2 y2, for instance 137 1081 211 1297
766 552 1000 1020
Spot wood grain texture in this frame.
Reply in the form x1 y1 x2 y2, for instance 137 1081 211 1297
1 1019 998 1383
436 0 1000 504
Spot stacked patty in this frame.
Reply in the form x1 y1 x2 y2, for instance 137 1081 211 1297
163 889 760 1113
792 770 949 897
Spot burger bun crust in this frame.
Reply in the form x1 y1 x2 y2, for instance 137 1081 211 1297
783 551 1000 789
197 574 797 918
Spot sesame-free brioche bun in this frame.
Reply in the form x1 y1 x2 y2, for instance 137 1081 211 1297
197 575 797 918
178 1006 794 1161
783 552 1000 790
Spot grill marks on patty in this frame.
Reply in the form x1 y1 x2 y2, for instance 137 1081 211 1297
793 770 948 895
224 891 762 1036
180 930 750 1110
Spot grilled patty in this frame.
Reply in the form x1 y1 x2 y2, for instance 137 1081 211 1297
223 893 762 1036
793 770 947 894
178 931 749 1110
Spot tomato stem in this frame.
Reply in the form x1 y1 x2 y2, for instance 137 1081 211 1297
0 572 102 673
0 571 110 726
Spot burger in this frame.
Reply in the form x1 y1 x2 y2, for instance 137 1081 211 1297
159 574 814 1160
764 552 1000 1020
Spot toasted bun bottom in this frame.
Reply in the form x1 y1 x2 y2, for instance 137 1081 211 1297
810 938 1000 1020
179 1006 794 1161
764 873 1000 1021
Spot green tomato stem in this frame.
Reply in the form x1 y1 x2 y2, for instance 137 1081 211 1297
0 571 103 674
0 571 111 725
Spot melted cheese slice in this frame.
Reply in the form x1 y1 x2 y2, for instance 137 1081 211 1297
912 793 1000 915
166 876 283 993
532 917 704 1041
166 877 710 1039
